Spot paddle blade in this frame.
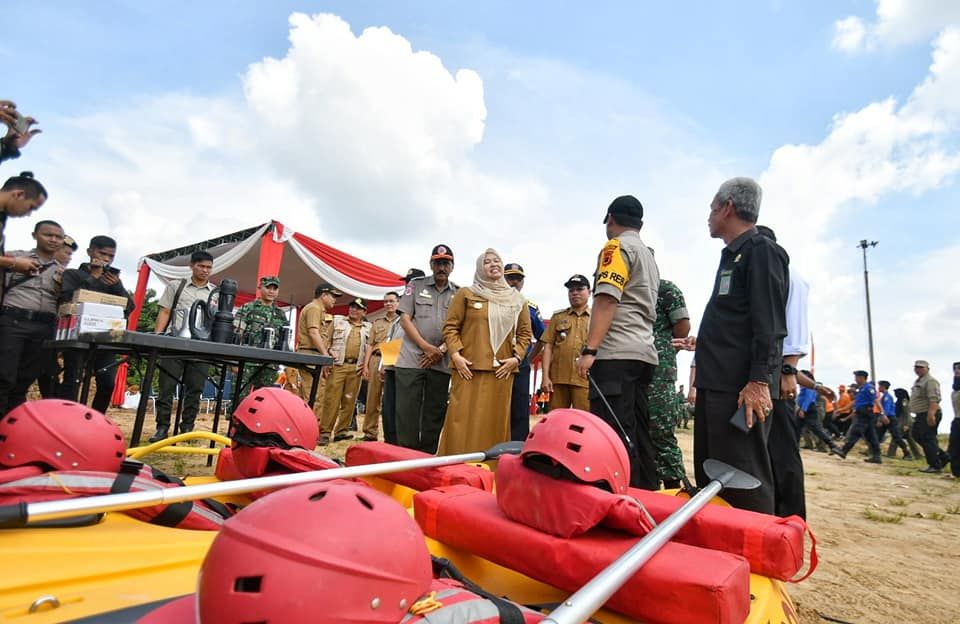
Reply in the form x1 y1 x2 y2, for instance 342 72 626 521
702 459 760 490
482 441 523 460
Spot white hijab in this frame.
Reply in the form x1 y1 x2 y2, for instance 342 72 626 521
471 249 524 363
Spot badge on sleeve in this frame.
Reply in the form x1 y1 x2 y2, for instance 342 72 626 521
718 269 733 295
596 239 629 291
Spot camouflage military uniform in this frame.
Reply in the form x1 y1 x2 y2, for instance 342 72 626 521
649 278 689 486
235 299 289 401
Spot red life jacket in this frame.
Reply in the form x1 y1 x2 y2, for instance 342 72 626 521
218 445 340 480
345 441 494 491
0 460 232 530
495 454 816 582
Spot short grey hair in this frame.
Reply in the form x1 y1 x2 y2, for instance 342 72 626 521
715 177 762 223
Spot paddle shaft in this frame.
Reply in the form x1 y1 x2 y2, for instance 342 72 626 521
541 474 730 624
0 448 502 528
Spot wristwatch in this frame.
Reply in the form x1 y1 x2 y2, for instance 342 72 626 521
581 346 598 356
781 364 798 376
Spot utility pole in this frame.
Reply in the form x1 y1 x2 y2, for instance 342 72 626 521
858 240 879 381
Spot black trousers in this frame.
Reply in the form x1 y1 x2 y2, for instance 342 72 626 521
588 359 657 490
843 407 881 456
802 406 835 448
59 350 118 414
768 398 806 519
694 388 775 514
155 359 209 431
381 369 398 445
394 367 450 454
949 417 960 478
510 361 531 441
912 411 946 469
0 316 55 416
884 415 911 457
822 411 842 437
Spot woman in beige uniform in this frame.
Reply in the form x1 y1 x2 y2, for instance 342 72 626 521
438 249 532 455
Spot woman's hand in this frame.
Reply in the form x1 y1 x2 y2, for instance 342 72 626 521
451 352 473 380
541 376 554 394
495 356 520 379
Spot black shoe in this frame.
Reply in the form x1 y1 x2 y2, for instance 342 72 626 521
318 434 331 445
919 466 942 474
333 433 355 442
178 425 195 435
148 428 169 443
831 445 847 459
864 455 882 464
359 435 378 442
903 454 914 461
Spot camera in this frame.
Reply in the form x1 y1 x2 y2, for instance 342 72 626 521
11 111 30 135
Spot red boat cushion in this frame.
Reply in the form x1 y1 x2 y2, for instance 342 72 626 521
496 455 815 582
345 442 494 491
414 485 751 624
496 454 655 538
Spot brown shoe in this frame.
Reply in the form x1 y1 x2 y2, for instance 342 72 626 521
318 434 331 445
359 435 378 442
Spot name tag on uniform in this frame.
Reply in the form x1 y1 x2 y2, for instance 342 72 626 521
718 270 733 295
419 290 432 299
473 301 483 309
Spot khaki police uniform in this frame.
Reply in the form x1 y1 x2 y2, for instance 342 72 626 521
395 275 458 454
909 369 947 470
436 288 532 456
541 306 590 411
360 315 393 440
321 315 370 439
590 229 660 490
293 299 333 420
0 249 61 415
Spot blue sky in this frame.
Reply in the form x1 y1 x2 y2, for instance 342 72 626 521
4 1 959 418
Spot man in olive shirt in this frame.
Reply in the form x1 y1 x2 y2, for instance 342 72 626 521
576 196 660 490
541 274 591 411
395 244 458 454
360 290 399 441
910 359 948 473
321 298 371 442
295 282 339 443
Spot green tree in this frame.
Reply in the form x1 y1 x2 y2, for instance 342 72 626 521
125 288 161 392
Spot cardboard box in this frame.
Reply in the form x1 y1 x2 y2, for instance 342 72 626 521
71 289 129 308
58 302 124 318
63 314 126 340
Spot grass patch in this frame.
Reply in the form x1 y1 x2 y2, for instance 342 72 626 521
862 508 905 524
914 512 946 521
894 469 917 476
888 497 909 507
817 485 834 492
946 505 960 515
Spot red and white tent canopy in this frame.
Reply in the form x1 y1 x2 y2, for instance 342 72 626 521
128 221 404 325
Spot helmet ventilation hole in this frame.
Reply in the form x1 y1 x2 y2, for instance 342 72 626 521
309 490 328 501
569 424 584 433
566 442 582 453
84 412 93 420
233 575 263 593
6 417 16 424
356 494 374 510
253 395 265 402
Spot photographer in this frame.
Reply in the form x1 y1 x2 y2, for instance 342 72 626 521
57 236 135 413
0 100 41 164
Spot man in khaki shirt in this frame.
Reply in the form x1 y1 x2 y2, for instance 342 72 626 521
541 274 591 411
293 282 339 442
360 290 399 441
321 298 371 442
909 359 948 473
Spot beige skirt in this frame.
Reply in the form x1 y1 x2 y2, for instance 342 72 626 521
436 371 513 455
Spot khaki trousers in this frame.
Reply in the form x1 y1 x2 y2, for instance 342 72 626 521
361 354 383 439
548 383 590 411
321 364 361 436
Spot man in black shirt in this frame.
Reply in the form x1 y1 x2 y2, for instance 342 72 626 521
58 235 135 413
674 177 789 514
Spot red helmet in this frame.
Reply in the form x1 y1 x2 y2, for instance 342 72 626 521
0 400 126 473
522 408 630 493
230 387 319 449
197 481 432 624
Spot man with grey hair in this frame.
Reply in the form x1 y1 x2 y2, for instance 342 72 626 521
674 176 789 513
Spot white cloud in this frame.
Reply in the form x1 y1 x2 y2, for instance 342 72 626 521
833 0 960 51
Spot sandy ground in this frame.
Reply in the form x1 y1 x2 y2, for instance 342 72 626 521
114 408 960 624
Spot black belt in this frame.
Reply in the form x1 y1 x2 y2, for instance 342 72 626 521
0 306 56 324
343 358 358 364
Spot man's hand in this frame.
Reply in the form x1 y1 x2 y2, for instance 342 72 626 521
927 412 937 427
7 256 41 274
541 376 554 394
738 381 772 428
780 373 798 400
101 271 120 286
879 415 889 427
419 344 443 368
358 365 367 379
321 366 331 379
495 357 519 380
671 335 696 351
451 352 473 380
1 102 41 149
815 385 837 401
576 354 595 378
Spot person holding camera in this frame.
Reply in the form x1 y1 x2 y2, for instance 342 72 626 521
57 236 135 413
0 100 41 165
0 220 64 417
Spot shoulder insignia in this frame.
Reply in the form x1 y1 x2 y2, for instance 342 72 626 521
596 239 629 291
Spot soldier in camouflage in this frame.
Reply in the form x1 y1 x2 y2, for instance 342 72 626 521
648 267 691 489
234 275 289 402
